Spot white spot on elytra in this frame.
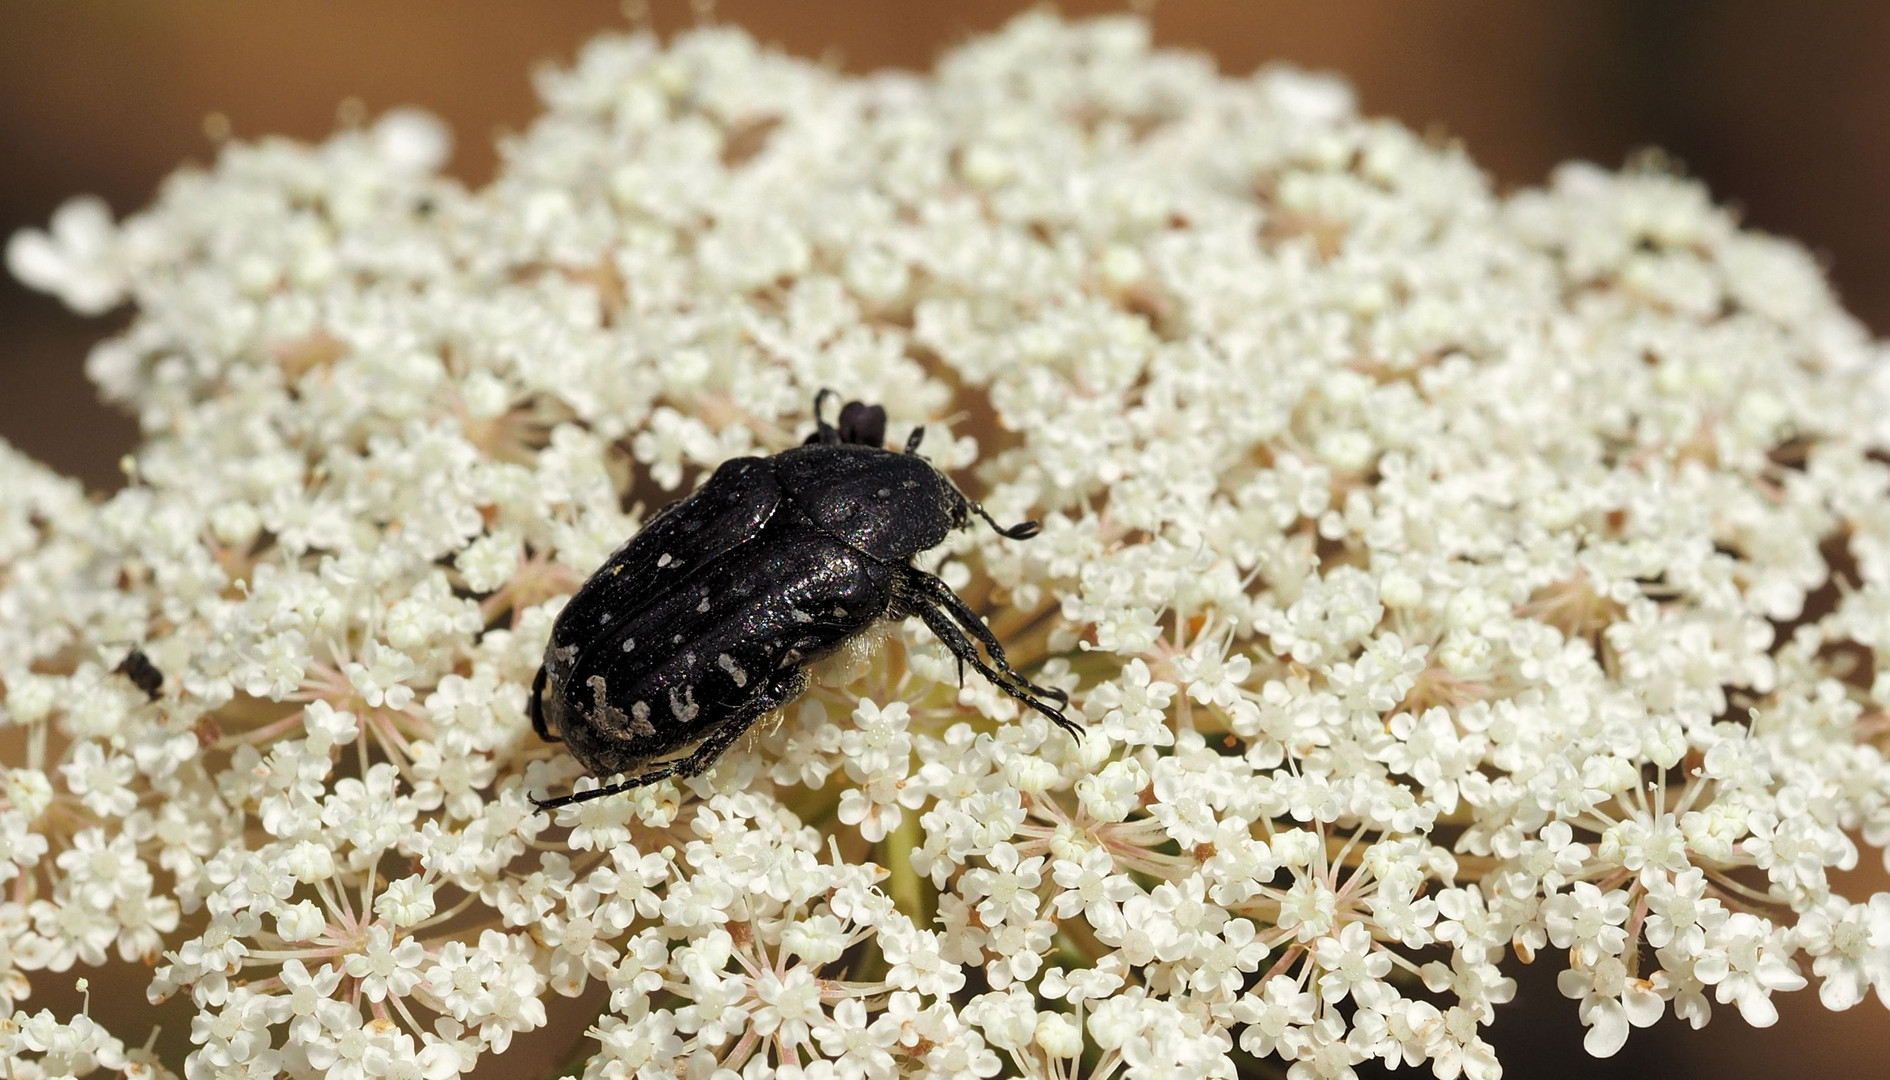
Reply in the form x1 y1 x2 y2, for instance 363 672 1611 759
672 634 683 643
621 637 636 652
599 613 612 624
717 653 748 687
669 684 698 722
697 597 710 613
657 553 673 567
833 606 848 618
876 488 890 497
790 608 813 623
901 479 919 489
589 674 652 736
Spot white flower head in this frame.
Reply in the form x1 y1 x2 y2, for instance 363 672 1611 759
5 9 1890 1078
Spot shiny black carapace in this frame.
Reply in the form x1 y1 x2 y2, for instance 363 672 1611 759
530 391 1076 810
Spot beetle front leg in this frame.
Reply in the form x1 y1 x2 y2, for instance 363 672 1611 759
894 571 1080 737
897 566 1071 705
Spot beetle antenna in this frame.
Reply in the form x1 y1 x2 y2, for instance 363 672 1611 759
974 502 1040 540
905 426 925 454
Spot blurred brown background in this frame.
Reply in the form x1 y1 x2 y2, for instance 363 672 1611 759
4 2 1890 1077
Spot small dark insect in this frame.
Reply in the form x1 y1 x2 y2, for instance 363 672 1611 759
530 391 1077 810
115 648 163 701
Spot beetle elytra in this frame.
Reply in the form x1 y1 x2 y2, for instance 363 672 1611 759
530 391 1076 810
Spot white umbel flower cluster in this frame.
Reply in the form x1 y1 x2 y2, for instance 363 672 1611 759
7 12 1890 1079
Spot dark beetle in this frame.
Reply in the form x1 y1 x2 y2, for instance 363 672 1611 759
530 391 1077 811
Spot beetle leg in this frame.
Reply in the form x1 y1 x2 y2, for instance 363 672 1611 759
895 572 1080 738
533 672 807 811
898 567 1071 705
534 777 644 811
807 388 842 445
895 594 966 686
530 666 561 743
837 401 888 447
895 592 968 686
